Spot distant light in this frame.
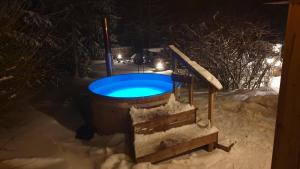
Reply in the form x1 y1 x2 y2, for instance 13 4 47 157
274 60 282 67
155 61 164 70
272 44 282 53
117 54 122 59
266 58 275 64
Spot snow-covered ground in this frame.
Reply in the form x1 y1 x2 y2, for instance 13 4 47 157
0 87 278 169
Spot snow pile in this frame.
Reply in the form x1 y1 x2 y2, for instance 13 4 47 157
239 95 278 119
130 94 194 124
100 154 133 169
0 147 135 169
218 89 278 117
232 88 278 101
0 158 64 169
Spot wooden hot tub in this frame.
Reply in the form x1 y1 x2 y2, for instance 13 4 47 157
88 73 173 134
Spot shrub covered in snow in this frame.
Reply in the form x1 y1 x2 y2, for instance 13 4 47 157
0 0 117 110
169 14 282 90
0 1 61 109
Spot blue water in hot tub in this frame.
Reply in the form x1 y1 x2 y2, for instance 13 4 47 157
88 73 173 98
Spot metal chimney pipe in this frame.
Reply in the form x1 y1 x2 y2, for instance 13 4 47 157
102 17 113 76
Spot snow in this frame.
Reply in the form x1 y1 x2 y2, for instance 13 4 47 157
145 48 163 53
0 158 64 169
266 58 275 64
231 88 278 101
100 154 133 169
0 75 14 82
0 88 278 169
130 94 195 124
90 60 107 64
272 44 282 53
274 60 282 67
269 76 281 93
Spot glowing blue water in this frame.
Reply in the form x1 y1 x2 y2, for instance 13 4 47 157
88 73 173 98
107 87 163 98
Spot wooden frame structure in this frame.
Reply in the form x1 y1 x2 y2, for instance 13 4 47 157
169 45 223 126
133 108 197 135
132 108 219 163
130 45 223 163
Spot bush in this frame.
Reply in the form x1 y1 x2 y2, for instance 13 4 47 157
0 0 118 110
0 1 62 109
169 15 282 90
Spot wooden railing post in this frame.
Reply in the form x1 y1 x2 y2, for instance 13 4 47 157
172 53 181 100
208 85 216 127
188 76 194 105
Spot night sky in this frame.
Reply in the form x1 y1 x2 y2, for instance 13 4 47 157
117 0 288 20
115 0 288 47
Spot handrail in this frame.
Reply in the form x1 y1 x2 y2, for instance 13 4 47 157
169 45 223 90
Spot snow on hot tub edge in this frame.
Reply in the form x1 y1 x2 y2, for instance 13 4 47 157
130 94 195 125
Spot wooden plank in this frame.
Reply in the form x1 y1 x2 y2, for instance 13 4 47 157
216 143 235 152
271 3 300 169
208 85 216 126
169 45 223 90
207 143 215 152
136 132 218 163
134 109 197 134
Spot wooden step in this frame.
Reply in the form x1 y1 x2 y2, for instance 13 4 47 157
130 94 197 134
134 124 219 163
133 108 197 134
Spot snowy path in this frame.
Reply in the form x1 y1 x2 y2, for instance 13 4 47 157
0 89 277 169
88 61 172 78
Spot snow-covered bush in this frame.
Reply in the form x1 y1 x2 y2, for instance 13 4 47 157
46 0 119 77
169 14 282 90
0 0 62 109
0 0 118 110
